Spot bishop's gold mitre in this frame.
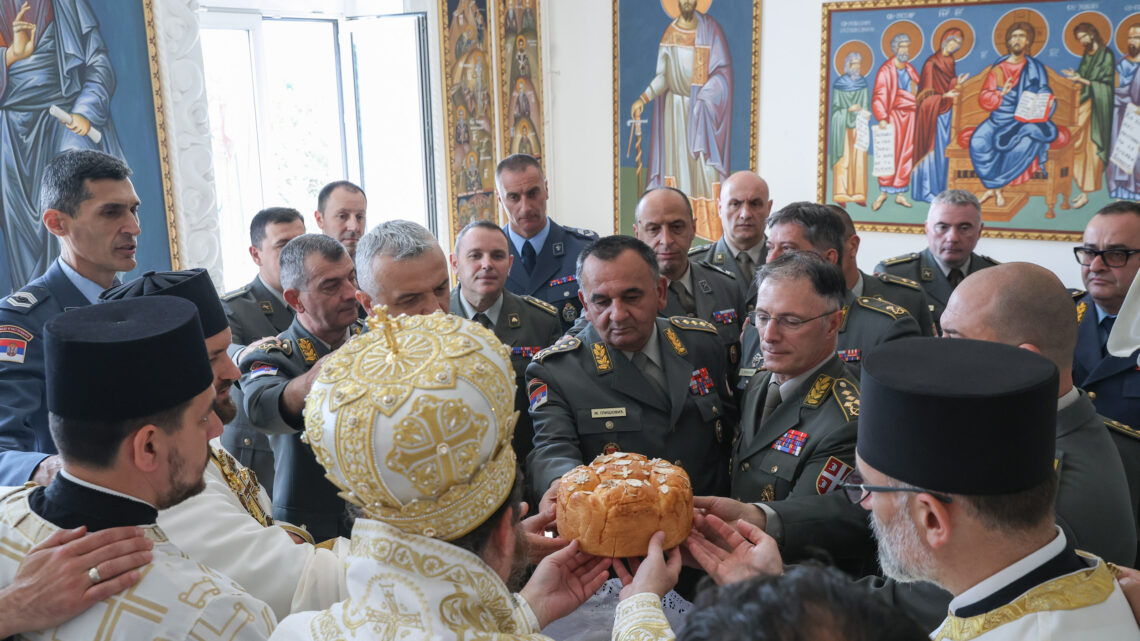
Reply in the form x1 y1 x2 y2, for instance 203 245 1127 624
302 308 518 541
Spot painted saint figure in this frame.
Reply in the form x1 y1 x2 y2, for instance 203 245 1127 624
630 0 733 237
829 52 870 207
871 33 919 211
911 29 969 202
1063 22 1115 209
0 0 125 292
1108 25 1140 200
968 22 1057 207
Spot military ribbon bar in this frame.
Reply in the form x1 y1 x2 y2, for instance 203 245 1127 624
772 429 808 456
712 308 738 324
512 346 542 358
689 367 714 396
549 275 576 287
837 348 861 362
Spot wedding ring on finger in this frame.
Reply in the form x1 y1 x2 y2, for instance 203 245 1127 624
88 566 103 583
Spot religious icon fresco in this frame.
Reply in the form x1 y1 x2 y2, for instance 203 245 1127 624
499 0 544 163
614 0 760 240
820 1 1140 240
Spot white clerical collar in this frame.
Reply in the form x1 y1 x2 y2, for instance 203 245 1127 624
59 469 157 510
722 236 764 264
459 290 505 327
1057 386 1080 412
850 272 865 298
778 354 832 399
948 527 1066 616
670 262 694 296
58 258 110 304
621 326 663 369
931 252 971 278
257 274 288 307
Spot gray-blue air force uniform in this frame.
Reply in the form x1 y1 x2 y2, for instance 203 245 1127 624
0 259 103 485
504 220 597 330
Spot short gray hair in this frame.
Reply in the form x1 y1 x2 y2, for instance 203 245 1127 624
890 34 910 53
930 189 981 213
279 233 348 291
356 220 438 297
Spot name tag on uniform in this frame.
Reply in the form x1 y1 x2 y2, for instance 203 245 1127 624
591 407 627 418
739 368 757 377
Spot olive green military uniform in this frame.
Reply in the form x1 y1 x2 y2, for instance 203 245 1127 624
663 260 748 366
239 317 362 542
525 317 735 499
737 292 921 389
1106 418 1140 564
220 277 296 495
449 287 561 463
859 270 935 337
873 248 999 330
688 237 767 306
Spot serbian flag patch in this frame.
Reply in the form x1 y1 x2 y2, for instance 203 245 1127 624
816 456 854 495
0 338 26 363
528 379 548 411
250 362 278 378
772 429 808 456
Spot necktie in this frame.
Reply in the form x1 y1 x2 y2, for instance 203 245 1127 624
760 380 782 424
1102 315 1117 356
521 241 537 274
737 252 756 284
948 268 965 288
669 280 697 316
633 351 668 398
473 312 493 330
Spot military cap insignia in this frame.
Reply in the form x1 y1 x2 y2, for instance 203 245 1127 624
837 348 860 362
881 252 919 266
920 266 935 282
876 273 922 291
298 338 318 364
259 301 274 314
221 286 250 301
524 296 558 315
816 457 853 495
832 378 860 421
669 316 718 334
533 336 581 362
507 312 521 328
592 342 614 373
772 429 808 456
856 296 907 319
561 302 578 323
802 373 835 408
759 484 775 502
1076 301 1089 325
712 308 738 324
1106 419 1140 441
664 327 687 356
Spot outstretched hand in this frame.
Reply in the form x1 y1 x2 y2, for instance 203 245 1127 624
685 513 782 586
519 500 569 563
612 531 682 601
519 539 611 629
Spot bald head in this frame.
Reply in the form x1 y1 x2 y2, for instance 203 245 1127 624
635 187 696 280
941 263 1077 373
717 171 772 250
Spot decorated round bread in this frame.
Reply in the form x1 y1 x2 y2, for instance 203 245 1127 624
556 452 693 557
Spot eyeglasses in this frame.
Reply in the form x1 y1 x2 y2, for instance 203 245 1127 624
839 471 953 505
1073 247 1140 268
748 309 839 331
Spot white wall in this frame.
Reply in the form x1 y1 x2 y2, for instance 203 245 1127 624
543 0 1084 287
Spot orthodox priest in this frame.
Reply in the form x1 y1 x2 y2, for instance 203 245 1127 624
270 310 679 640
0 296 274 639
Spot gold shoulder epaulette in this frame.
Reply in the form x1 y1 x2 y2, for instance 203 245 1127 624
534 336 581 362
875 273 922 291
669 316 718 334
980 254 1001 265
880 252 919 266
523 296 558 316
856 295 908 319
1068 288 1086 300
1106 419 1140 441
831 378 860 421
700 261 737 279
802 373 836 408
222 286 250 301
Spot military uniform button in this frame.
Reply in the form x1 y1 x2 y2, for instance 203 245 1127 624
604 420 614 430
563 290 570 296
712 405 718 414
741 462 750 471
1089 391 1097 400
770 465 779 473
243 438 252 446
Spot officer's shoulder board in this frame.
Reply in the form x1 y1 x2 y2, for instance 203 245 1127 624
0 286 49 314
879 252 919 267
523 295 558 316
698 261 737 280
221 285 251 302
688 244 711 257
563 226 599 241
1106 419 1140 441
831 377 860 421
533 336 581 362
875 272 922 291
1068 288 1086 301
855 295 908 320
979 254 1001 266
669 316 718 334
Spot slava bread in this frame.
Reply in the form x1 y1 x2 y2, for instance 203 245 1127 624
556 452 693 557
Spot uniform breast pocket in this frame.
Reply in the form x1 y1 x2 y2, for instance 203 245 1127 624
690 394 724 422
1123 375 1140 399
576 407 644 435
548 282 579 301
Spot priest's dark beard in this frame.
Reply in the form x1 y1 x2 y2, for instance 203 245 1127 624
213 395 237 424
156 446 208 509
505 524 532 592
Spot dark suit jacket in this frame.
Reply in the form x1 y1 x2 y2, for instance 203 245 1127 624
1073 292 1140 427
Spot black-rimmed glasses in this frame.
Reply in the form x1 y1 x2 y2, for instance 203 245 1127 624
748 309 839 331
839 471 953 505
1073 247 1140 268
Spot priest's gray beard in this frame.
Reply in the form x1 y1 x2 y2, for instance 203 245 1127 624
871 495 937 584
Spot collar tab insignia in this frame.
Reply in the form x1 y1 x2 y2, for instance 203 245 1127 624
802 373 835 408
664 327 687 356
298 338 318 364
592 342 613 373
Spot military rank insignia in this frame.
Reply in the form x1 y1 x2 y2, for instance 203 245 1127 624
815 456 853 495
1076 301 1088 325
507 313 521 328
712 308 738 324
259 301 274 314
512 346 541 358
837 348 861 362
592 342 613 373
528 379 548 411
772 429 808 456
664 327 687 356
921 267 935 282
549 275 576 287
689 368 714 396
250 362 278 378
298 338 318 364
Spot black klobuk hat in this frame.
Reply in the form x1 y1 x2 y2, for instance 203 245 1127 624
100 268 228 338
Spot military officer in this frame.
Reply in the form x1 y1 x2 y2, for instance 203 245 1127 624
687 171 772 306
874 189 999 330
829 204 935 336
636 187 747 359
0 150 140 487
526 235 735 501
737 202 920 388
448 219 561 462
220 207 307 493
313 181 366 258
354 219 450 317
240 234 362 542
496 153 598 329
